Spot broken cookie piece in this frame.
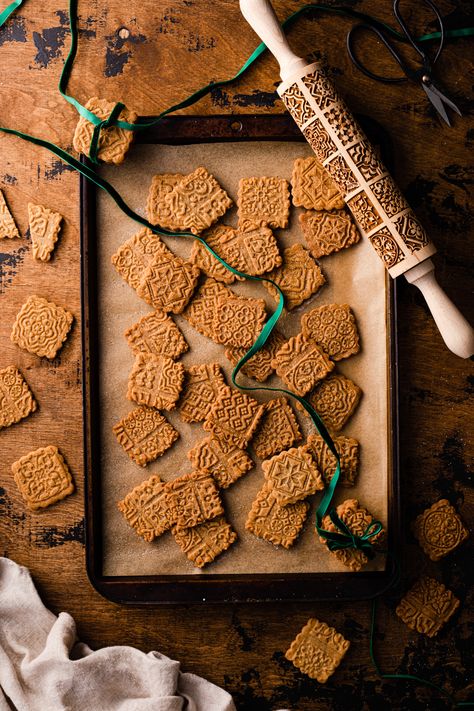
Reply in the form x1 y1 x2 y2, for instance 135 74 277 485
28 203 63 261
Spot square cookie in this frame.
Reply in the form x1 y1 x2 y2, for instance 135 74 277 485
11 295 73 359
0 366 37 430
136 251 200 314
146 173 185 229
262 445 324 505
307 433 359 486
225 330 286 383
113 406 179 467
111 228 171 290
291 157 344 210
412 499 469 561
300 209 360 258
117 475 170 541
246 482 309 549
219 224 282 276
238 177 290 230
212 294 267 349
12 445 74 510
272 333 334 396
396 577 460 637
301 373 362 431
172 516 237 568
264 244 326 310
127 354 184 410
177 363 227 423
190 225 237 284
188 436 254 489
72 97 137 164
124 309 188 359
166 470 224 530
203 386 265 449
252 397 302 459
182 277 230 341
28 203 63 261
285 618 350 683
0 189 20 239
162 167 232 235
301 304 360 361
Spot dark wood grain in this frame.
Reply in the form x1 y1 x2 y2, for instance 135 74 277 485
0 1 472 708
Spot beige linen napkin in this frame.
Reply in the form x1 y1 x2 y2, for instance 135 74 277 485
0 557 236 711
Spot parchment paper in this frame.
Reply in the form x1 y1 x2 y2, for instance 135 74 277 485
97 141 390 576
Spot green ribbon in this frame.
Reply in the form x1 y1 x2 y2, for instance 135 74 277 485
0 0 22 26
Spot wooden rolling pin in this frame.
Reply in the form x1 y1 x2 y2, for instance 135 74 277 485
240 0 474 359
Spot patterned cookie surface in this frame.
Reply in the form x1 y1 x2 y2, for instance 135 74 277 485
300 209 360 258
412 499 468 561
264 244 326 310
111 228 171 290
301 304 360 360
272 333 334 396
246 482 309 549
177 363 227 423
166 470 224 530
396 577 460 637
187 436 254 489
172 516 237 568
203 386 265 449
136 251 200 314
252 397 302 459
307 433 359 486
0 366 37 430
190 225 237 284
162 167 232 235
302 373 362 431
28 203 62 261
263 445 324 505
225 330 286 383
117 475 170 541
127 354 184 410
11 295 73 359
146 173 184 229
182 277 230 340
285 618 350 683
238 177 290 230
125 310 188 359
113 406 179 467
221 224 282 276
73 97 137 164
212 294 267 349
12 445 74 510
291 157 345 210
0 189 20 239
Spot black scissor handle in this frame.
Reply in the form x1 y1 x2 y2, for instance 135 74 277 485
393 0 444 66
347 23 409 84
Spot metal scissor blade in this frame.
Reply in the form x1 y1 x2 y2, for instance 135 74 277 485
422 83 452 126
429 80 462 115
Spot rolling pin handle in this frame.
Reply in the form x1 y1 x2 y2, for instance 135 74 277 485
239 0 307 80
404 259 474 358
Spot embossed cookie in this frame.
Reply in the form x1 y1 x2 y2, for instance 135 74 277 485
319 498 385 571
307 433 359 486
264 244 326 310
203 386 265 449
246 482 309 548
146 173 185 229
300 209 360 258
285 618 350 683
225 330 286 383
291 156 345 210
212 293 267 349
182 277 230 340
11 295 73 359
237 177 290 230
263 444 324 505
272 333 334 396
125 309 188 359
172 516 237 568
221 224 282 276
301 373 362 431
396 577 460 637
113 406 179 467
28 203 63 261
162 167 232 235
0 189 20 239
136 251 200 314
117 475 170 541
12 445 74 510
177 363 227 423
412 499 468 561
127 354 184 410
187 436 254 489
166 470 224 530
111 228 171 290
190 225 237 284
301 304 360 360
0 366 37 430
73 97 137 164
252 397 302 459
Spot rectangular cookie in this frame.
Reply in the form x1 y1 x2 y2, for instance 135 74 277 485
252 397 302 459
12 445 74 510
264 244 326 310
306 433 359 486
291 156 344 210
212 293 267 349
300 373 362 431
396 577 460 637
262 444 324 505
203 386 265 449
172 516 237 568
136 251 200 314
412 499 469 561
177 363 227 423
225 330 286 383
127 354 184 410
111 227 171 290
285 618 350 683
113 406 179 467
271 333 334 396
11 295 73 359
124 309 188 359
246 482 309 549
117 475 171 542
301 304 360 361
72 96 137 164
299 208 360 258
237 177 290 230
146 173 185 229
181 277 230 341
187 436 254 489
166 470 224 531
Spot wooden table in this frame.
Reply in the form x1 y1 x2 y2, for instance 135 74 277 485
0 1 472 708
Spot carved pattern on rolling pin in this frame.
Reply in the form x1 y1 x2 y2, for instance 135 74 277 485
346 192 383 232
301 67 338 110
394 214 430 253
323 104 363 146
325 155 359 194
346 141 386 181
371 176 409 219
368 228 403 268
281 83 315 126
302 119 338 163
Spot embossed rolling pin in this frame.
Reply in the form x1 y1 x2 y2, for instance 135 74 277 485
240 0 474 359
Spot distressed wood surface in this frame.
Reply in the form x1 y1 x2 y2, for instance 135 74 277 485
0 1 473 708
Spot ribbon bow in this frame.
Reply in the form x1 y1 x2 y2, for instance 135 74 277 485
317 510 383 559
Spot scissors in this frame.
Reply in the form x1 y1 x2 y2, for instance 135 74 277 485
346 0 462 126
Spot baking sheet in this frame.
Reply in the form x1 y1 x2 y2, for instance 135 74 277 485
96 140 389 576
